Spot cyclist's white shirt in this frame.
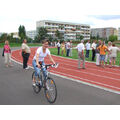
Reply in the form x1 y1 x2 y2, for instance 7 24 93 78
33 47 50 61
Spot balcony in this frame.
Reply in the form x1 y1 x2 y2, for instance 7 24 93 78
65 26 74 29
47 32 55 35
65 33 76 36
75 31 81 33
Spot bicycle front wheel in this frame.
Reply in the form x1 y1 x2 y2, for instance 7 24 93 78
44 77 57 103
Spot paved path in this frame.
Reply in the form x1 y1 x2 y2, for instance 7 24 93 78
0 48 120 105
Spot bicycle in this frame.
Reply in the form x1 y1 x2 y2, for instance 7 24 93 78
32 63 59 103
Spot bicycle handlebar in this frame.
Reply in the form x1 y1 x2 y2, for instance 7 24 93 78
36 63 59 69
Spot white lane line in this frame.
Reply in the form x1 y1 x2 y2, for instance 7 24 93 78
50 70 120 90
54 66 120 81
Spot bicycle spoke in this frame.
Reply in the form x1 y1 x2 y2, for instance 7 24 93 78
44 78 57 103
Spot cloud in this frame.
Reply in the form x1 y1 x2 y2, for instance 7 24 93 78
89 15 120 20
1 0 120 32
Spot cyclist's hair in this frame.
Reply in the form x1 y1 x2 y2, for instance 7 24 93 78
42 39 49 44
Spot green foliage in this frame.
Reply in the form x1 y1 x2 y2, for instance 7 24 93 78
35 27 48 43
109 35 118 42
55 30 64 41
0 33 18 43
18 25 26 42
0 33 8 42
58 25 64 29
76 34 84 41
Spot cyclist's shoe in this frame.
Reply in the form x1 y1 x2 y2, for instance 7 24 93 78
39 81 42 87
32 82 36 87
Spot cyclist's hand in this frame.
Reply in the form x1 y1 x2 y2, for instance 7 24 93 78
53 63 59 68
36 64 40 68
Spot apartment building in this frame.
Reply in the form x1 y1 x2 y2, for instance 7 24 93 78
91 27 117 40
26 30 37 40
36 20 90 40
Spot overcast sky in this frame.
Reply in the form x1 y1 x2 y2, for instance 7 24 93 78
0 0 120 33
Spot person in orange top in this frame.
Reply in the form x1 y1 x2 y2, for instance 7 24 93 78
97 41 109 68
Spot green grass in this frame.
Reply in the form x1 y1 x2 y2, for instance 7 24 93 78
49 48 120 66
0 43 42 48
0 43 119 66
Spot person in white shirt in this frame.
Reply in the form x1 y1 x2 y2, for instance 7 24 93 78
69 40 73 57
76 40 85 69
91 40 97 61
95 40 101 65
66 41 70 57
56 40 61 55
85 40 91 58
21 39 31 69
109 44 120 67
32 39 56 86
105 41 112 66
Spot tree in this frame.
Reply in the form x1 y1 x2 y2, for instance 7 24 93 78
76 34 84 41
109 35 118 42
18 25 26 42
36 27 48 43
55 30 64 40
59 25 64 30
0 33 8 42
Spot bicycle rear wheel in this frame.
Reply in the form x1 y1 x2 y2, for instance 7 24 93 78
44 77 57 103
32 71 41 94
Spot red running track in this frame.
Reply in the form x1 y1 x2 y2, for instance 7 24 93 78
11 48 120 93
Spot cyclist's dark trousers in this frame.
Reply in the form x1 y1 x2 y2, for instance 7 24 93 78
92 50 95 61
57 47 60 55
22 52 30 69
85 50 90 58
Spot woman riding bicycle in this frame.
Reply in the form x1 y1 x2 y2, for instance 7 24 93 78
32 39 56 86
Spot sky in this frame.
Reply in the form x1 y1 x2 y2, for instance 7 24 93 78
0 0 120 33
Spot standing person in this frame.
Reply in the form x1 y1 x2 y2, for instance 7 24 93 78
95 40 102 66
4 40 12 67
76 40 85 69
97 41 109 68
32 39 56 86
61 41 66 56
65 41 67 53
66 41 70 57
109 44 120 68
21 39 31 69
91 40 96 61
56 40 61 55
69 40 73 57
105 41 112 66
85 40 91 58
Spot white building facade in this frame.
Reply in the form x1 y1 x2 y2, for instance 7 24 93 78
36 20 90 40
91 27 117 40
26 30 37 40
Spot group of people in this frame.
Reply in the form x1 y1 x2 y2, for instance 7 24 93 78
2 39 120 83
2 39 57 86
2 39 31 69
77 40 120 69
56 40 73 57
